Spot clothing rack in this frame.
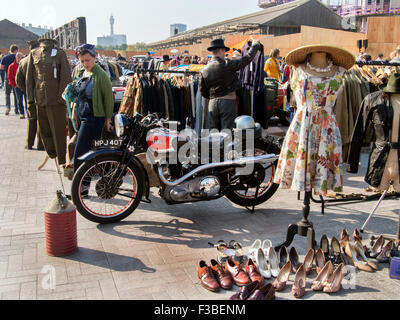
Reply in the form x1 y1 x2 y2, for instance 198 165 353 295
356 61 400 67
134 68 200 75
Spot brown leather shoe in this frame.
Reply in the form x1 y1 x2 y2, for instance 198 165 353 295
247 283 276 300
198 261 220 292
225 258 251 287
210 259 232 290
230 281 260 300
245 259 264 286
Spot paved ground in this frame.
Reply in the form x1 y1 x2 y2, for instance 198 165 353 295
0 88 399 300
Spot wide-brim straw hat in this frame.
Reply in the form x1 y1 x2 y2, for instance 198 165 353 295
286 45 356 70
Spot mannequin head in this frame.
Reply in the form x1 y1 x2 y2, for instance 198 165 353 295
307 52 333 68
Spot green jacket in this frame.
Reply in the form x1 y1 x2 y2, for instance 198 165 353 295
75 64 114 119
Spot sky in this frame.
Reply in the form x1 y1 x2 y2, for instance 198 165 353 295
0 0 264 45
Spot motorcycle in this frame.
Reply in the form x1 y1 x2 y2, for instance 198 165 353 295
71 113 281 224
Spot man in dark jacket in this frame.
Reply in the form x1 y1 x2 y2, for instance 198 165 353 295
200 38 261 131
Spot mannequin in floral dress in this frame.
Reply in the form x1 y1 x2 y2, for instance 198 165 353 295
274 45 356 250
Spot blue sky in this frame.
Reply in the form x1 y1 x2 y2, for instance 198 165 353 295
0 0 263 44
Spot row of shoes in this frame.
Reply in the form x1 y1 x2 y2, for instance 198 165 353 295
197 258 275 299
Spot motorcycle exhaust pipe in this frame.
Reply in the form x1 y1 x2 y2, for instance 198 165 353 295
158 154 279 187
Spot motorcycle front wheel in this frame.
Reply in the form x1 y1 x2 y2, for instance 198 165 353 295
71 154 144 224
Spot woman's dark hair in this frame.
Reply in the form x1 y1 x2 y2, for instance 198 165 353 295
77 47 96 58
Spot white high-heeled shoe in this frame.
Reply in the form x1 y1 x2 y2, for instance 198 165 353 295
268 247 281 278
256 248 272 279
262 240 273 257
248 240 262 261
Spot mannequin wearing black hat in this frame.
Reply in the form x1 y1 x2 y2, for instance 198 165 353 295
200 38 261 131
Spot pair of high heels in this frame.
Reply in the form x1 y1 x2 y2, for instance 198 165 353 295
369 235 395 264
280 247 314 275
320 235 346 265
312 261 345 293
345 241 379 272
272 262 308 299
255 247 280 279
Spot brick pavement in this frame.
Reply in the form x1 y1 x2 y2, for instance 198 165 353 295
0 89 399 300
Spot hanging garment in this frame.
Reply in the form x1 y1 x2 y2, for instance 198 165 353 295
274 65 346 195
26 41 71 165
239 42 265 93
347 91 400 188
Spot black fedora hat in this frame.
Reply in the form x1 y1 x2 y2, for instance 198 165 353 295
208 39 230 52
162 55 172 62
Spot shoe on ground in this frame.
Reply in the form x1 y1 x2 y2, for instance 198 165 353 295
25 146 33 150
20 115 25 119
5 108 10 116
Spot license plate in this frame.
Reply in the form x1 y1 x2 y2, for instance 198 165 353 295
92 139 123 149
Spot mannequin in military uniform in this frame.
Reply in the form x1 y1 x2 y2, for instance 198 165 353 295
25 39 72 165
15 40 44 151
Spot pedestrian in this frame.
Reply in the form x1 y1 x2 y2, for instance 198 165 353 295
182 55 191 66
200 38 262 131
7 52 26 119
377 53 384 61
72 44 114 172
0 44 19 115
160 55 172 71
0 52 4 89
264 48 281 81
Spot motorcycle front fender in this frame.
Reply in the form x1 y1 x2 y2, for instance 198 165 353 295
78 149 123 162
78 149 151 202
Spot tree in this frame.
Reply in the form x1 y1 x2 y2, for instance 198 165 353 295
127 42 151 52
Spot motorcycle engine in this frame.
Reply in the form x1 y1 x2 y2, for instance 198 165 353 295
162 176 221 204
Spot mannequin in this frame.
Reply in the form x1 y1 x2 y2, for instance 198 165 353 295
274 45 355 250
26 39 72 166
348 73 400 192
379 94 400 192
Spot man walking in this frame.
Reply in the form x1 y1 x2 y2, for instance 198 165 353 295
200 38 261 131
16 40 44 150
0 44 19 115
8 52 26 119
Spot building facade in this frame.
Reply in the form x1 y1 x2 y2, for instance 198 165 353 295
97 15 127 48
170 24 187 37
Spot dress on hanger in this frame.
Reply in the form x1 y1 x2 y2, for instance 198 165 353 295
274 64 346 195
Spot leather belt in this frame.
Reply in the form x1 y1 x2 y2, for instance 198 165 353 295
391 142 400 149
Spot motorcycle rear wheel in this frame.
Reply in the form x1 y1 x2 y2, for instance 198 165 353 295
225 141 280 207
71 154 144 224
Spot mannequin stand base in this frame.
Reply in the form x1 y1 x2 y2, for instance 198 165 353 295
275 222 316 252
275 191 317 252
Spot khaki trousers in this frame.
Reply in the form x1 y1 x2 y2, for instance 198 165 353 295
37 104 67 165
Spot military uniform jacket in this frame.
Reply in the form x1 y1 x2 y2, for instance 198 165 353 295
16 56 29 92
26 42 72 106
347 91 400 187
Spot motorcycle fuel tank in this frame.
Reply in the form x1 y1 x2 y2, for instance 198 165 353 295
147 128 186 153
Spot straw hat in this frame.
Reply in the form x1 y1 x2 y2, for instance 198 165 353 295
286 45 356 70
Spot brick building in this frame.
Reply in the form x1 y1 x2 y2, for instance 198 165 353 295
0 19 39 49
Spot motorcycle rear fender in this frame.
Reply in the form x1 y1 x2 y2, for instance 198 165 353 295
78 149 151 201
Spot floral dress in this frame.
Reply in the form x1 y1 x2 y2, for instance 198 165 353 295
274 64 345 195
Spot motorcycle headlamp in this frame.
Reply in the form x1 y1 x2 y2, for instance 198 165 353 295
115 114 130 138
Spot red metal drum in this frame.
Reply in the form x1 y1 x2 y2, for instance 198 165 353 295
44 191 78 257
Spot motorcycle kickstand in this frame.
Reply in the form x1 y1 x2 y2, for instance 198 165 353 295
246 184 260 215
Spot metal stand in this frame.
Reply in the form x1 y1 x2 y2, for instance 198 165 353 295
275 191 317 251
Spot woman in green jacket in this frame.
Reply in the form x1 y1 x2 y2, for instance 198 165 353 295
72 44 114 172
